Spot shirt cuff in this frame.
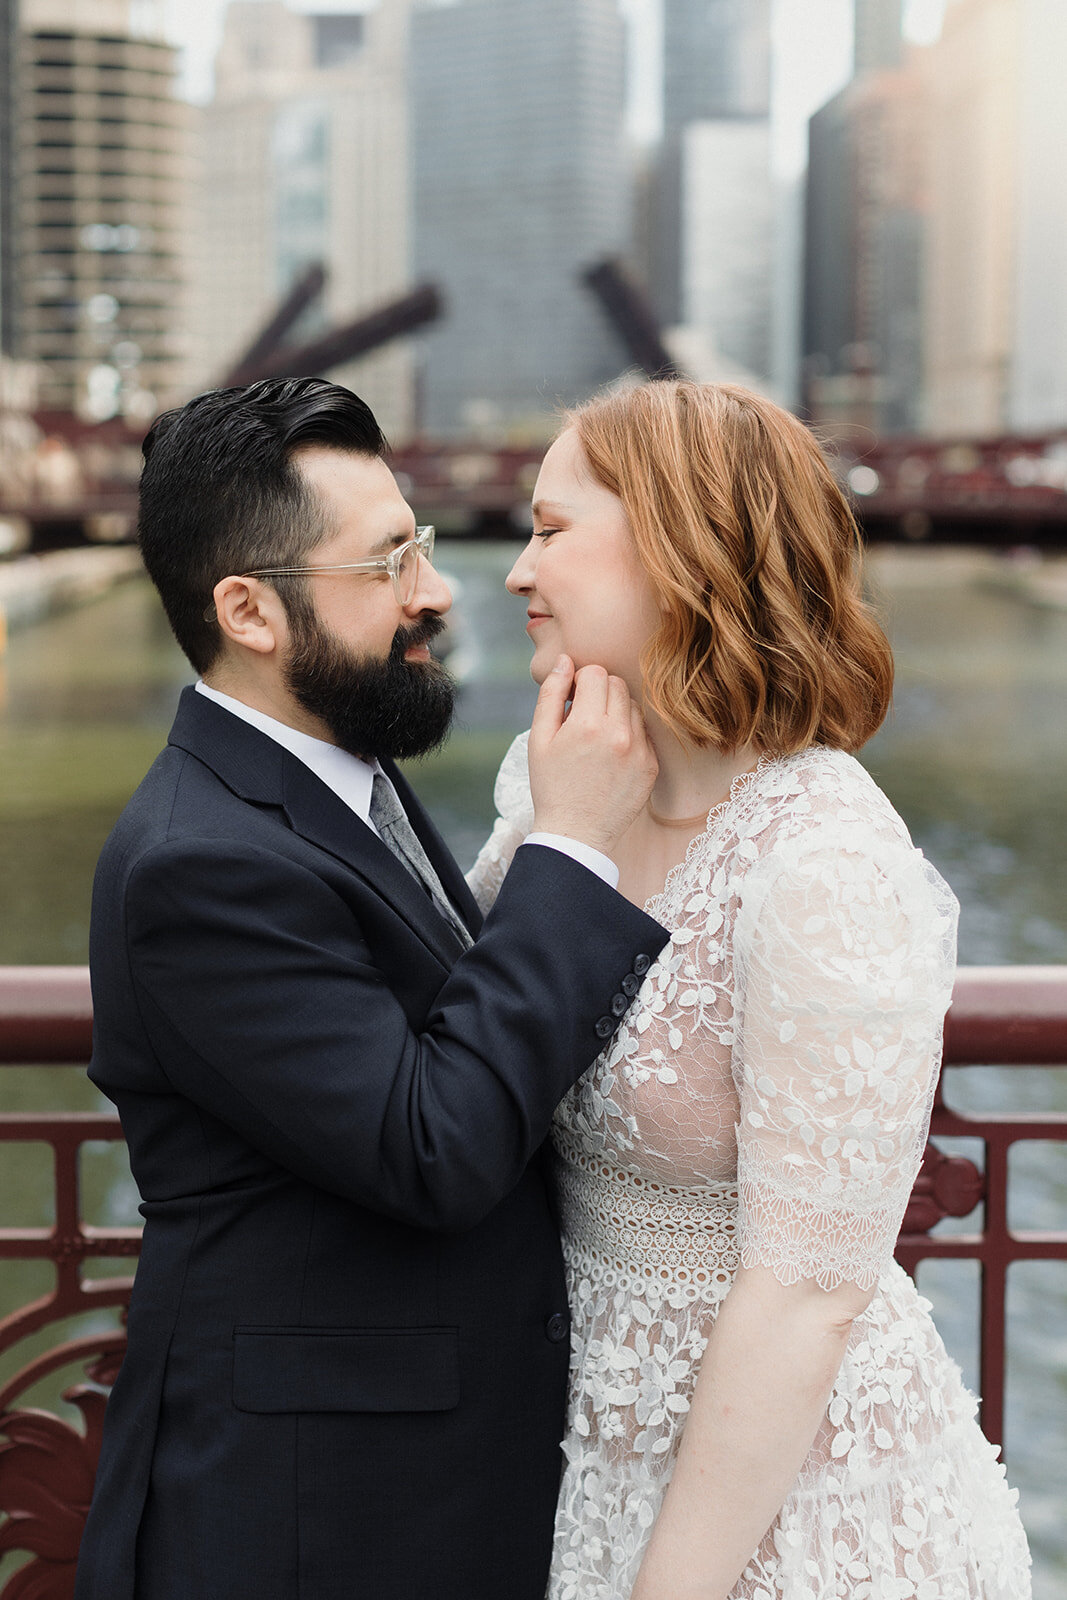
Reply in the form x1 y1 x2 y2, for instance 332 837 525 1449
524 832 620 890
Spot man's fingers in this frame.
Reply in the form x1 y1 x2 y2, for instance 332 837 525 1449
531 654 575 740
605 673 631 733
569 663 610 720
630 698 657 777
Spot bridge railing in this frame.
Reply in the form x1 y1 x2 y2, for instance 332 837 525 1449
0 965 1065 1596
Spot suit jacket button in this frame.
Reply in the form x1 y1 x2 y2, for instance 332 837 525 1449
610 992 628 1017
633 953 651 976
621 972 641 997
545 1312 569 1343
595 1015 614 1039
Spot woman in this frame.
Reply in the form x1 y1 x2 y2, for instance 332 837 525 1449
467 382 1031 1600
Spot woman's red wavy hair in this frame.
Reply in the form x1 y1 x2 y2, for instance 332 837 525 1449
567 381 894 755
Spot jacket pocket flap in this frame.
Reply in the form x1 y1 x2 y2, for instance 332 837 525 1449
232 1326 459 1414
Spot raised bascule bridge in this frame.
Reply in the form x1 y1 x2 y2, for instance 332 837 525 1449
3 257 1067 551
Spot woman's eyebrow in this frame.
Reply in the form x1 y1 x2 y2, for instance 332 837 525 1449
531 499 574 518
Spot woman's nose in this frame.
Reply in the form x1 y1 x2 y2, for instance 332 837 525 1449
505 538 537 595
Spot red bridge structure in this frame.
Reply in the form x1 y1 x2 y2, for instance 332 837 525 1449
7 423 1067 552
4 257 1067 550
0 965 1065 1595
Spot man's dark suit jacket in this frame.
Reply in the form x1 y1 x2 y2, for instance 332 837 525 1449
74 687 668 1600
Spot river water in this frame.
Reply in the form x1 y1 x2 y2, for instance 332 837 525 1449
1 544 1065 1591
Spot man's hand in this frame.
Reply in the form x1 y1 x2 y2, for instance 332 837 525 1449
528 655 658 858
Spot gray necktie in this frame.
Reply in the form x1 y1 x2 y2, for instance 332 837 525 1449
369 772 473 950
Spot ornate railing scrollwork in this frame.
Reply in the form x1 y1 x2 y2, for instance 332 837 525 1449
0 964 1066 1590
0 968 138 1598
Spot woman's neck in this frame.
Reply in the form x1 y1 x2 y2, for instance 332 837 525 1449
644 712 761 825
609 714 763 910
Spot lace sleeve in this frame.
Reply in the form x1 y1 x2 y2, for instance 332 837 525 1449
731 825 959 1292
465 730 534 915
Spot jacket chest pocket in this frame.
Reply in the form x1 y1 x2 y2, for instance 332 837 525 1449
232 1325 459 1413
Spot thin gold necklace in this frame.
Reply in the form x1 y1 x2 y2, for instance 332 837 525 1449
646 758 765 829
646 799 710 829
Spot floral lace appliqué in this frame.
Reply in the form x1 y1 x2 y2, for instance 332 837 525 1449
469 735 1030 1600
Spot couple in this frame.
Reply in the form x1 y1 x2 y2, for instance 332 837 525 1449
76 377 1030 1600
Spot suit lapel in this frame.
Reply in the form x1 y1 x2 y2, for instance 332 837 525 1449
167 688 472 968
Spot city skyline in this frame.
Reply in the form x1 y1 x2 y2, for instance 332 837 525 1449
152 0 959 198
163 0 862 175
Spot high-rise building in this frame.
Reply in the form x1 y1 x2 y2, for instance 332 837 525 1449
922 0 1067 434
410 0 630 438
679 119 775 383
649 0 774 388
0 0 18 356
11 0 190 417
801 0 926 433
854 0 904 74
653 0 772 339
191 0 413 438
663 0 772 132
1011 0 1067 429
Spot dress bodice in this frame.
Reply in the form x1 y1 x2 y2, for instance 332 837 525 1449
469 734 959 1292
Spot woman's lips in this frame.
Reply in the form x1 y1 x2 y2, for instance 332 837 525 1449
526 612 551 632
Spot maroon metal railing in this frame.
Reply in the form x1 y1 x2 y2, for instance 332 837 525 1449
0 964 1065 1597
897 966 1067 1453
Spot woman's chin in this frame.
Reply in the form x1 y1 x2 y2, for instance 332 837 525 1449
529 647 555 687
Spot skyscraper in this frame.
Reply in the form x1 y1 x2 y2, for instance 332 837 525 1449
650 0 774 387
853 0 904 74
663 0 772 132
192 0 413 437
801 0 925 433
923 0 1067 434
11 0 190 417
410 0 630 438
0 0 18 356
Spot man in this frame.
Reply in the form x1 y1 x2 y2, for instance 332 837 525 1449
76 378 668 1600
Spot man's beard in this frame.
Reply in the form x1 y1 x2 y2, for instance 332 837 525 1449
284 610 456 761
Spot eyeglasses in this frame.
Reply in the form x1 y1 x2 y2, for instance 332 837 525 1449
242 525 436 608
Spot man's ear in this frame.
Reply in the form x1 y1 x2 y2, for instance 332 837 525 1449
211 576 286 657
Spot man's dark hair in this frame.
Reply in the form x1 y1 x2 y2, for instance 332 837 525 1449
138 377 387 673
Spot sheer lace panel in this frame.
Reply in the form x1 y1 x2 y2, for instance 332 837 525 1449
465 732 534 915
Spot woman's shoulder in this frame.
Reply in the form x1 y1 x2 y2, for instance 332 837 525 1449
755 745 914 852
738 746 959 961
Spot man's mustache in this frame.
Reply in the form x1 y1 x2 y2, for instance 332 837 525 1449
392 615 448 656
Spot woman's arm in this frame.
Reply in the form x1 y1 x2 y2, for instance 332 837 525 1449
631 1264 874 1600
632 828 958 1599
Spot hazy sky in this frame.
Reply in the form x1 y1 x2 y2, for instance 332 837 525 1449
161 0 946 177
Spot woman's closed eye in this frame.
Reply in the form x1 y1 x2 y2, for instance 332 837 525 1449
535 527 563 539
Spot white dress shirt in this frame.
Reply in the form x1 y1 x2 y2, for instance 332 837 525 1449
194 681 618 888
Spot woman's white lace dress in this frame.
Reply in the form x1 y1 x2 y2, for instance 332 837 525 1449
468 735 1031 1600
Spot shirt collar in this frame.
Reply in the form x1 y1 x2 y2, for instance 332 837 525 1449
194 680 380 827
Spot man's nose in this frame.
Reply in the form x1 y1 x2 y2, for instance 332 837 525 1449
405 553 452 616
505 538 537 595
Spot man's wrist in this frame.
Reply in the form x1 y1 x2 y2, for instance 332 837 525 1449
525 832 619 890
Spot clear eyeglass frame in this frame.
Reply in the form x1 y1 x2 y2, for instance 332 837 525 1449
244 524 436 607
203 526 437 621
